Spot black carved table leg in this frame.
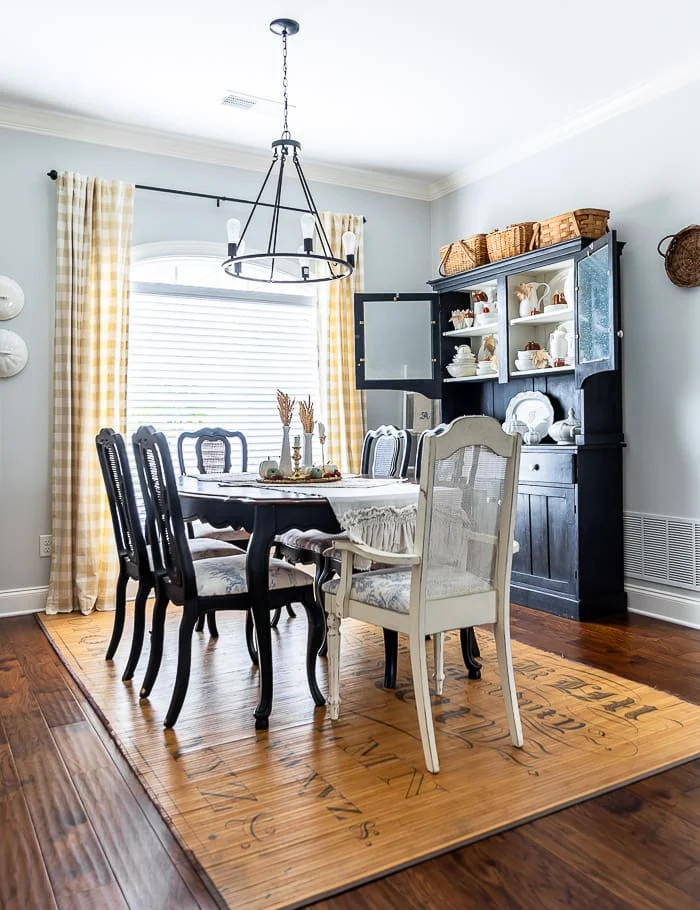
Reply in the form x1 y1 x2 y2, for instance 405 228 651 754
460 627 482 679
247 506 276 730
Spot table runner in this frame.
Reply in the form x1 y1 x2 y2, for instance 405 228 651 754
190 473 419 557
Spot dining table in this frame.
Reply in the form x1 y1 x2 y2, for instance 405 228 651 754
177 472 420 729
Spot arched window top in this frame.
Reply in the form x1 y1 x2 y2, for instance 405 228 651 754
131 241 310 295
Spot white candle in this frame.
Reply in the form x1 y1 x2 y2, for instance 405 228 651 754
294 435 301 447
317 422 325 437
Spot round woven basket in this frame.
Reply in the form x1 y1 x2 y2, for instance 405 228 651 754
657 225 700 288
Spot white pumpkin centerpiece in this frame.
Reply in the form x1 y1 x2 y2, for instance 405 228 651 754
259 458 279 478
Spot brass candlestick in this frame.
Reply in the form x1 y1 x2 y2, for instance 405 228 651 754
319 435 326 470
291 444 302 478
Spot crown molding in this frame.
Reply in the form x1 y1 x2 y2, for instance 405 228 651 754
429 60 700 200
0 101 433 202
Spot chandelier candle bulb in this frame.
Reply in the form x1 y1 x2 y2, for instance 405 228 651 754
342 231 356 267
226 217 241 256
300 213 315 253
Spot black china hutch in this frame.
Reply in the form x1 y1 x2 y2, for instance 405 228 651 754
355 232 625 621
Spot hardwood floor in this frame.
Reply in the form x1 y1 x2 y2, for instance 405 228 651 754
0 607 698 909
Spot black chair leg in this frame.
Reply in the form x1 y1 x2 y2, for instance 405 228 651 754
471 629 481 658
123 578 151 681
315 557 334 658
106 567 128 661
206 612 219 638
383 628 398 688
140 590 168 698
460 626 482 679
164 606 198 728
195 614 205 633
285 604 297 618
245 610 258 666
302 591 326 706
270 608 282 628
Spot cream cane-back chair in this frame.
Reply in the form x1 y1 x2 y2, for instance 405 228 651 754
322 415 523 773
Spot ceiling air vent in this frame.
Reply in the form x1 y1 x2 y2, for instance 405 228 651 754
221 93 257 111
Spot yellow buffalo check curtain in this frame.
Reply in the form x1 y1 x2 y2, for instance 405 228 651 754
318 212 365 474
46 172 134 615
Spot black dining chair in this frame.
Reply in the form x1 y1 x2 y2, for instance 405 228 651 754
95 427 242 681
176 427 251 545
132 424 325 728
177 425 295 631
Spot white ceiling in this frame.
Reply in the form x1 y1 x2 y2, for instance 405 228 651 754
2 0 700 193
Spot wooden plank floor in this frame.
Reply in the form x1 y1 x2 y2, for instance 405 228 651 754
0 607 698 909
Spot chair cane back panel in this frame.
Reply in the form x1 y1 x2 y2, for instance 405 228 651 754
176 427 248 476
134 426 197 602
96 428 148 579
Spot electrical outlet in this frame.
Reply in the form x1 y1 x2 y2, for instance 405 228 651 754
39 534 52 558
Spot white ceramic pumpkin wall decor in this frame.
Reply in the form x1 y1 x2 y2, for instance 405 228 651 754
0 275 25 320
0 329 29 377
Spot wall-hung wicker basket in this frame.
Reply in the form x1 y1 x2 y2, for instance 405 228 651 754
657 225 700 288
438 234 489 276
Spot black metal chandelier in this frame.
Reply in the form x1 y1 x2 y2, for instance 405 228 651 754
223 18 356 284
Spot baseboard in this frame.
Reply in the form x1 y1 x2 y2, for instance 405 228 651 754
0 586 49 617
3 581 697 629
625 580 700 630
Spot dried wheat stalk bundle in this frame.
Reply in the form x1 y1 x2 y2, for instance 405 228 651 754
276 389 295 426
298 396 315 433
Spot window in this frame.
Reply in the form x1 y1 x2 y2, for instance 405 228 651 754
127 249 321 469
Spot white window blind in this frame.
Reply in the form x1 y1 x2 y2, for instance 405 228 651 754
126 281 321 469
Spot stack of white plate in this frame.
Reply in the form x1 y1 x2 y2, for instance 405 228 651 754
476 360 497 376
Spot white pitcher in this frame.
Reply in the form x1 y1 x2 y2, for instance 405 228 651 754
518 282 551 317
549 328 568 361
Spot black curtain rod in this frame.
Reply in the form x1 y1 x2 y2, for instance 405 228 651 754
46 170 366 222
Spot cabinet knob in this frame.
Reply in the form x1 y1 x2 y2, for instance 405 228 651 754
617 329 624 338
528 463 540 472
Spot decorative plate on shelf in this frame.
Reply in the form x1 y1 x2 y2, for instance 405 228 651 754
0 275 25 320
503 391 554 437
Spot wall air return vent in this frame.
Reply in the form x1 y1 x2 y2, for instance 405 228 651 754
624 511 699 591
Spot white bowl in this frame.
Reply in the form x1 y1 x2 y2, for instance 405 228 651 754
447 363 477 378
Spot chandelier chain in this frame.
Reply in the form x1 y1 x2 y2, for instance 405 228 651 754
281 29 290 140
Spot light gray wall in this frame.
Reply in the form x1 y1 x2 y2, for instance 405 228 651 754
0 127 430 597
431 78 700 523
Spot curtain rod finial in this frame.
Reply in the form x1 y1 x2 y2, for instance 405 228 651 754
47 170 58 180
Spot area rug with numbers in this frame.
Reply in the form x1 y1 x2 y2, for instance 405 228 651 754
38 608 700 910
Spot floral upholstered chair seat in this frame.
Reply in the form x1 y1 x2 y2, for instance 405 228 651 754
276 527 349 555
193 554 311 597
323 565 492 614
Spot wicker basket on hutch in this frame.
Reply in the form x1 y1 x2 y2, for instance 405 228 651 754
530 209 610 250
438 234 489 276
486 223 536 262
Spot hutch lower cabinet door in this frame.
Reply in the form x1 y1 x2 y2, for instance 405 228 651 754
510 445 625 620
